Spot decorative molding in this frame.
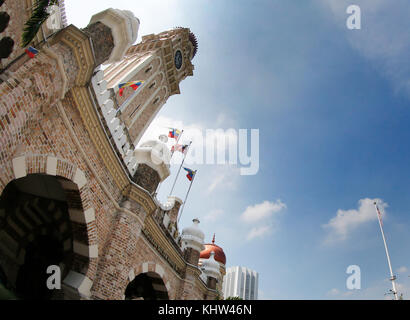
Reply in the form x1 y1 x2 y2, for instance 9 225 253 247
46 156 58 176
73 168 87 189
41 47 68 99
12 156 26 179
70 87 129 191
142 216 186 277
51 25 95 87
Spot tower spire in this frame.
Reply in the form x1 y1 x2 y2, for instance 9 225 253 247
212 233 215 244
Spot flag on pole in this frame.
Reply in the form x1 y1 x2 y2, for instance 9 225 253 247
118 81 144 96
25 46 39 58
178 168 198 223
171 144 189 154
184 167 196 181
168 128 181 140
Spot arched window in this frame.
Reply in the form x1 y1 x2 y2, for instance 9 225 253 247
125 272 169 300
145 66 152 73
149 82 155 89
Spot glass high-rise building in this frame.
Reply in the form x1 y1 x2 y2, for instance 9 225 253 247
222 266 258 300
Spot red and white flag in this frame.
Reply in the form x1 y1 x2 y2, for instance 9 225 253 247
171 144 189 154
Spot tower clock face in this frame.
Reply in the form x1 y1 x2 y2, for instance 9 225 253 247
174 50 183 70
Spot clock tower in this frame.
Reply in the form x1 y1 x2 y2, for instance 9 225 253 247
102 27 198 147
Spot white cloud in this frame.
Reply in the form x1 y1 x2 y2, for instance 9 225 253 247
397 266 408 274
241 200 287 223
323 198 387 243
247 225 272 241
240 200 287 241
203 209 224 223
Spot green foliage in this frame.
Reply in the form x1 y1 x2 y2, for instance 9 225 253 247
21 0 59 47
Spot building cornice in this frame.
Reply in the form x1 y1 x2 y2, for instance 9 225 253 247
142 215 186 276
70 86 158 217
50 25 95 87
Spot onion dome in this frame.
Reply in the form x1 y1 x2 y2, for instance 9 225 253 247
181 218 205 252
201 251 220 279
200 234 226 265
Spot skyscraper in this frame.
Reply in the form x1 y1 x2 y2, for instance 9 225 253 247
222 266 259 300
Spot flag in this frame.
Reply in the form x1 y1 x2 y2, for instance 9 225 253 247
118 81 144 96
171 144 189 154
184 167 196 181
168 128 181 140
25 46 39 58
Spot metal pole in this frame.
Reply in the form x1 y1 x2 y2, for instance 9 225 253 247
178 170 197 224
169 141 192 196
374 202 398 300
153 131 184 197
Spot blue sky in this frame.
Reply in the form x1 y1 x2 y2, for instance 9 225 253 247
66 0 410 299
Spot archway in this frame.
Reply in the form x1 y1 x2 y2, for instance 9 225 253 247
0 174 81 299
125 272 169 300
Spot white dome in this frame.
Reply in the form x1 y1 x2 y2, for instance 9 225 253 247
181 218 205 252
201 251 220 279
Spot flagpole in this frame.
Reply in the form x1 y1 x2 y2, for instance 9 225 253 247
374 202 398 300
169 141 192 196
178 170 197 224
153 130 184 197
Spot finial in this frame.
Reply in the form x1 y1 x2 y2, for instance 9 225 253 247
212 233 215 244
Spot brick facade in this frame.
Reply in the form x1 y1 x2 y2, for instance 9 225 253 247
0 5 223 300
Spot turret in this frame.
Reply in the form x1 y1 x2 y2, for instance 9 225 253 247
200 234 226 293
201 251 220 290
181 218 205 266
84 8 139 65
132 135 171 193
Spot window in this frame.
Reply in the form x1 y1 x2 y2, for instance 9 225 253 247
145 66 152 73
149 82 155 89
129 104 141 119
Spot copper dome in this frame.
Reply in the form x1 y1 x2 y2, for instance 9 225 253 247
199 235 226 265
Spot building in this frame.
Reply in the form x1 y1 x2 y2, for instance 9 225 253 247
0 2 225 300
199 235 227 296
222 266 258 300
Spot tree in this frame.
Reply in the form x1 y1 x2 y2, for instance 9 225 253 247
21 0 59 47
